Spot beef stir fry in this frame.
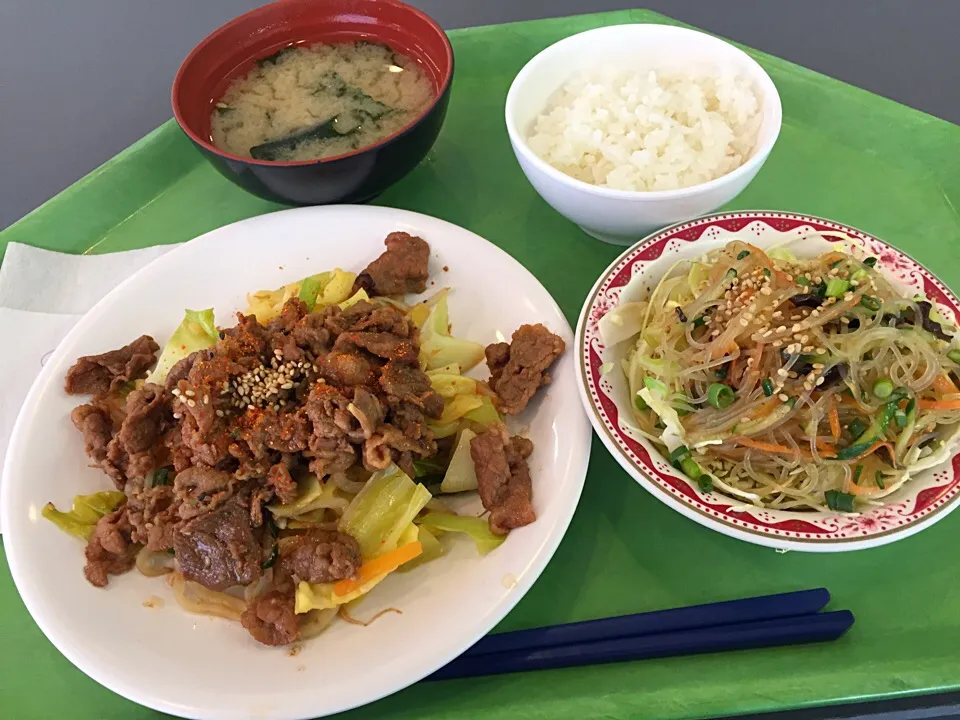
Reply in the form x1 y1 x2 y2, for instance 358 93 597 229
46 232 565 646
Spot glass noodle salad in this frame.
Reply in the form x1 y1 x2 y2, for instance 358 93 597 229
600 236 960 513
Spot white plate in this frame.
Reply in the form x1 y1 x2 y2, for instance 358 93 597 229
576 211 960 552
1 206 590 720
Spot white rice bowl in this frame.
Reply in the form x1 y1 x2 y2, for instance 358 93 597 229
526 64 763 192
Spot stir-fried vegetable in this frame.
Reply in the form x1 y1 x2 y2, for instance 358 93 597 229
145 309 218 385
415 512 505 554
338 464 432 558
440 429 480 493
42 490 126 540
419 294 485 371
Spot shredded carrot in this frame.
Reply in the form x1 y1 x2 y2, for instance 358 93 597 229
816 439 837 455
333 541 423 597
918 398 960 411
827 395 841 443
933 374 959 394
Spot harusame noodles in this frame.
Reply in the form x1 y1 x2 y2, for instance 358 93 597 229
211 42 435 162
601 236 960 513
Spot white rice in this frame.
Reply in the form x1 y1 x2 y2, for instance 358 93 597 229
526 64 762 192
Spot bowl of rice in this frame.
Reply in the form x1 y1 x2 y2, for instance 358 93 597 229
505 24 782 245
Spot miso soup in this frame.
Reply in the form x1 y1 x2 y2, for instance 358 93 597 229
211 42 436 162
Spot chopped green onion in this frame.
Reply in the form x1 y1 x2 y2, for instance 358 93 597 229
824 489 856 512
737 250 751 260
698 475 714 493
679 457 702 481
859 295 881 311
905 398 916 415
707 383 735 409
796 276 810 286
852 464 864 485
894 409 908 428
787 397 798 409
763 268 771 277
848 418 868 439
851 269 868 283
693 315 706 328
715 366 728 380
724 269 738 282
670 446 692 466
873 378 894 399
829 259 844 268
875 472 886 489
863 257 878 268
655 421 666 430
634 393 649 411
948 349 960 364
825 278 851 298
761 378 774 397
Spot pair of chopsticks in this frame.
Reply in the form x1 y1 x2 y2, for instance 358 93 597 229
428 588 853 681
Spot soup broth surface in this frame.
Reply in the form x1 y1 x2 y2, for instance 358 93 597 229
211 42 435 161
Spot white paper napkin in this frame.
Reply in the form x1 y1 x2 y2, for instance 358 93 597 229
0 242 179 531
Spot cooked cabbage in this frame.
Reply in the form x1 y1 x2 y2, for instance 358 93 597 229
145 309 218 385
42 490 126 540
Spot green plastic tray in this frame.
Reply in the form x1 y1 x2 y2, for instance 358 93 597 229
4 9 960 720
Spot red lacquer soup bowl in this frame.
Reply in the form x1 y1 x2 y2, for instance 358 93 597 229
172 0 453 205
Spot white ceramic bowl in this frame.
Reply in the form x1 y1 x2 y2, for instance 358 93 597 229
576 211 960 552
505 24 783 245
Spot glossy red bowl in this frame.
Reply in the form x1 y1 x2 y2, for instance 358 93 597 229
172 0 453 205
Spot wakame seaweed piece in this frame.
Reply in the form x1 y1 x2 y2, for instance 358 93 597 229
249 113 365 160
316 72 393 119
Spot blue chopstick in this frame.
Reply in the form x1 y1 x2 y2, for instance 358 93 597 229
428 609 854 681
459 588 830 659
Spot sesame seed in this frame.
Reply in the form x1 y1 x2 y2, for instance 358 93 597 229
816 377 825 386
172 412 182 419
773 311 783 319
187 399 196 407
203 395 209 404
776 325 787 333
184 389 195 397
763 329 774 338
760 287 772 296
171 388 181 397
739 318 749 327
777 368 788 377
216 409 224 417
741 416 751 424
778 393 789 402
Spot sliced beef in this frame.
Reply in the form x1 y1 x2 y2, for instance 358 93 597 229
266 297 309 333
267 462 299 505
242 409 313 456
354 232 430 296
334 331 418 365
322 301 412 337
348 388 384 438
71 403 114 465
65 335 159 396
276 529 361 583
486 324 565 415
470 426 536 535
174 465 236 521
165 349 210 391
241 590 300 646
291 312 331 356
83 506 136 587
107 383 171 482
379 362 444 418
126 480 179 552
173 501 261 591
318 351 378 387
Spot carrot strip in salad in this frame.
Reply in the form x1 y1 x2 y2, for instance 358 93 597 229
828 395 841 443
933 374 959 394
918 398 960 411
